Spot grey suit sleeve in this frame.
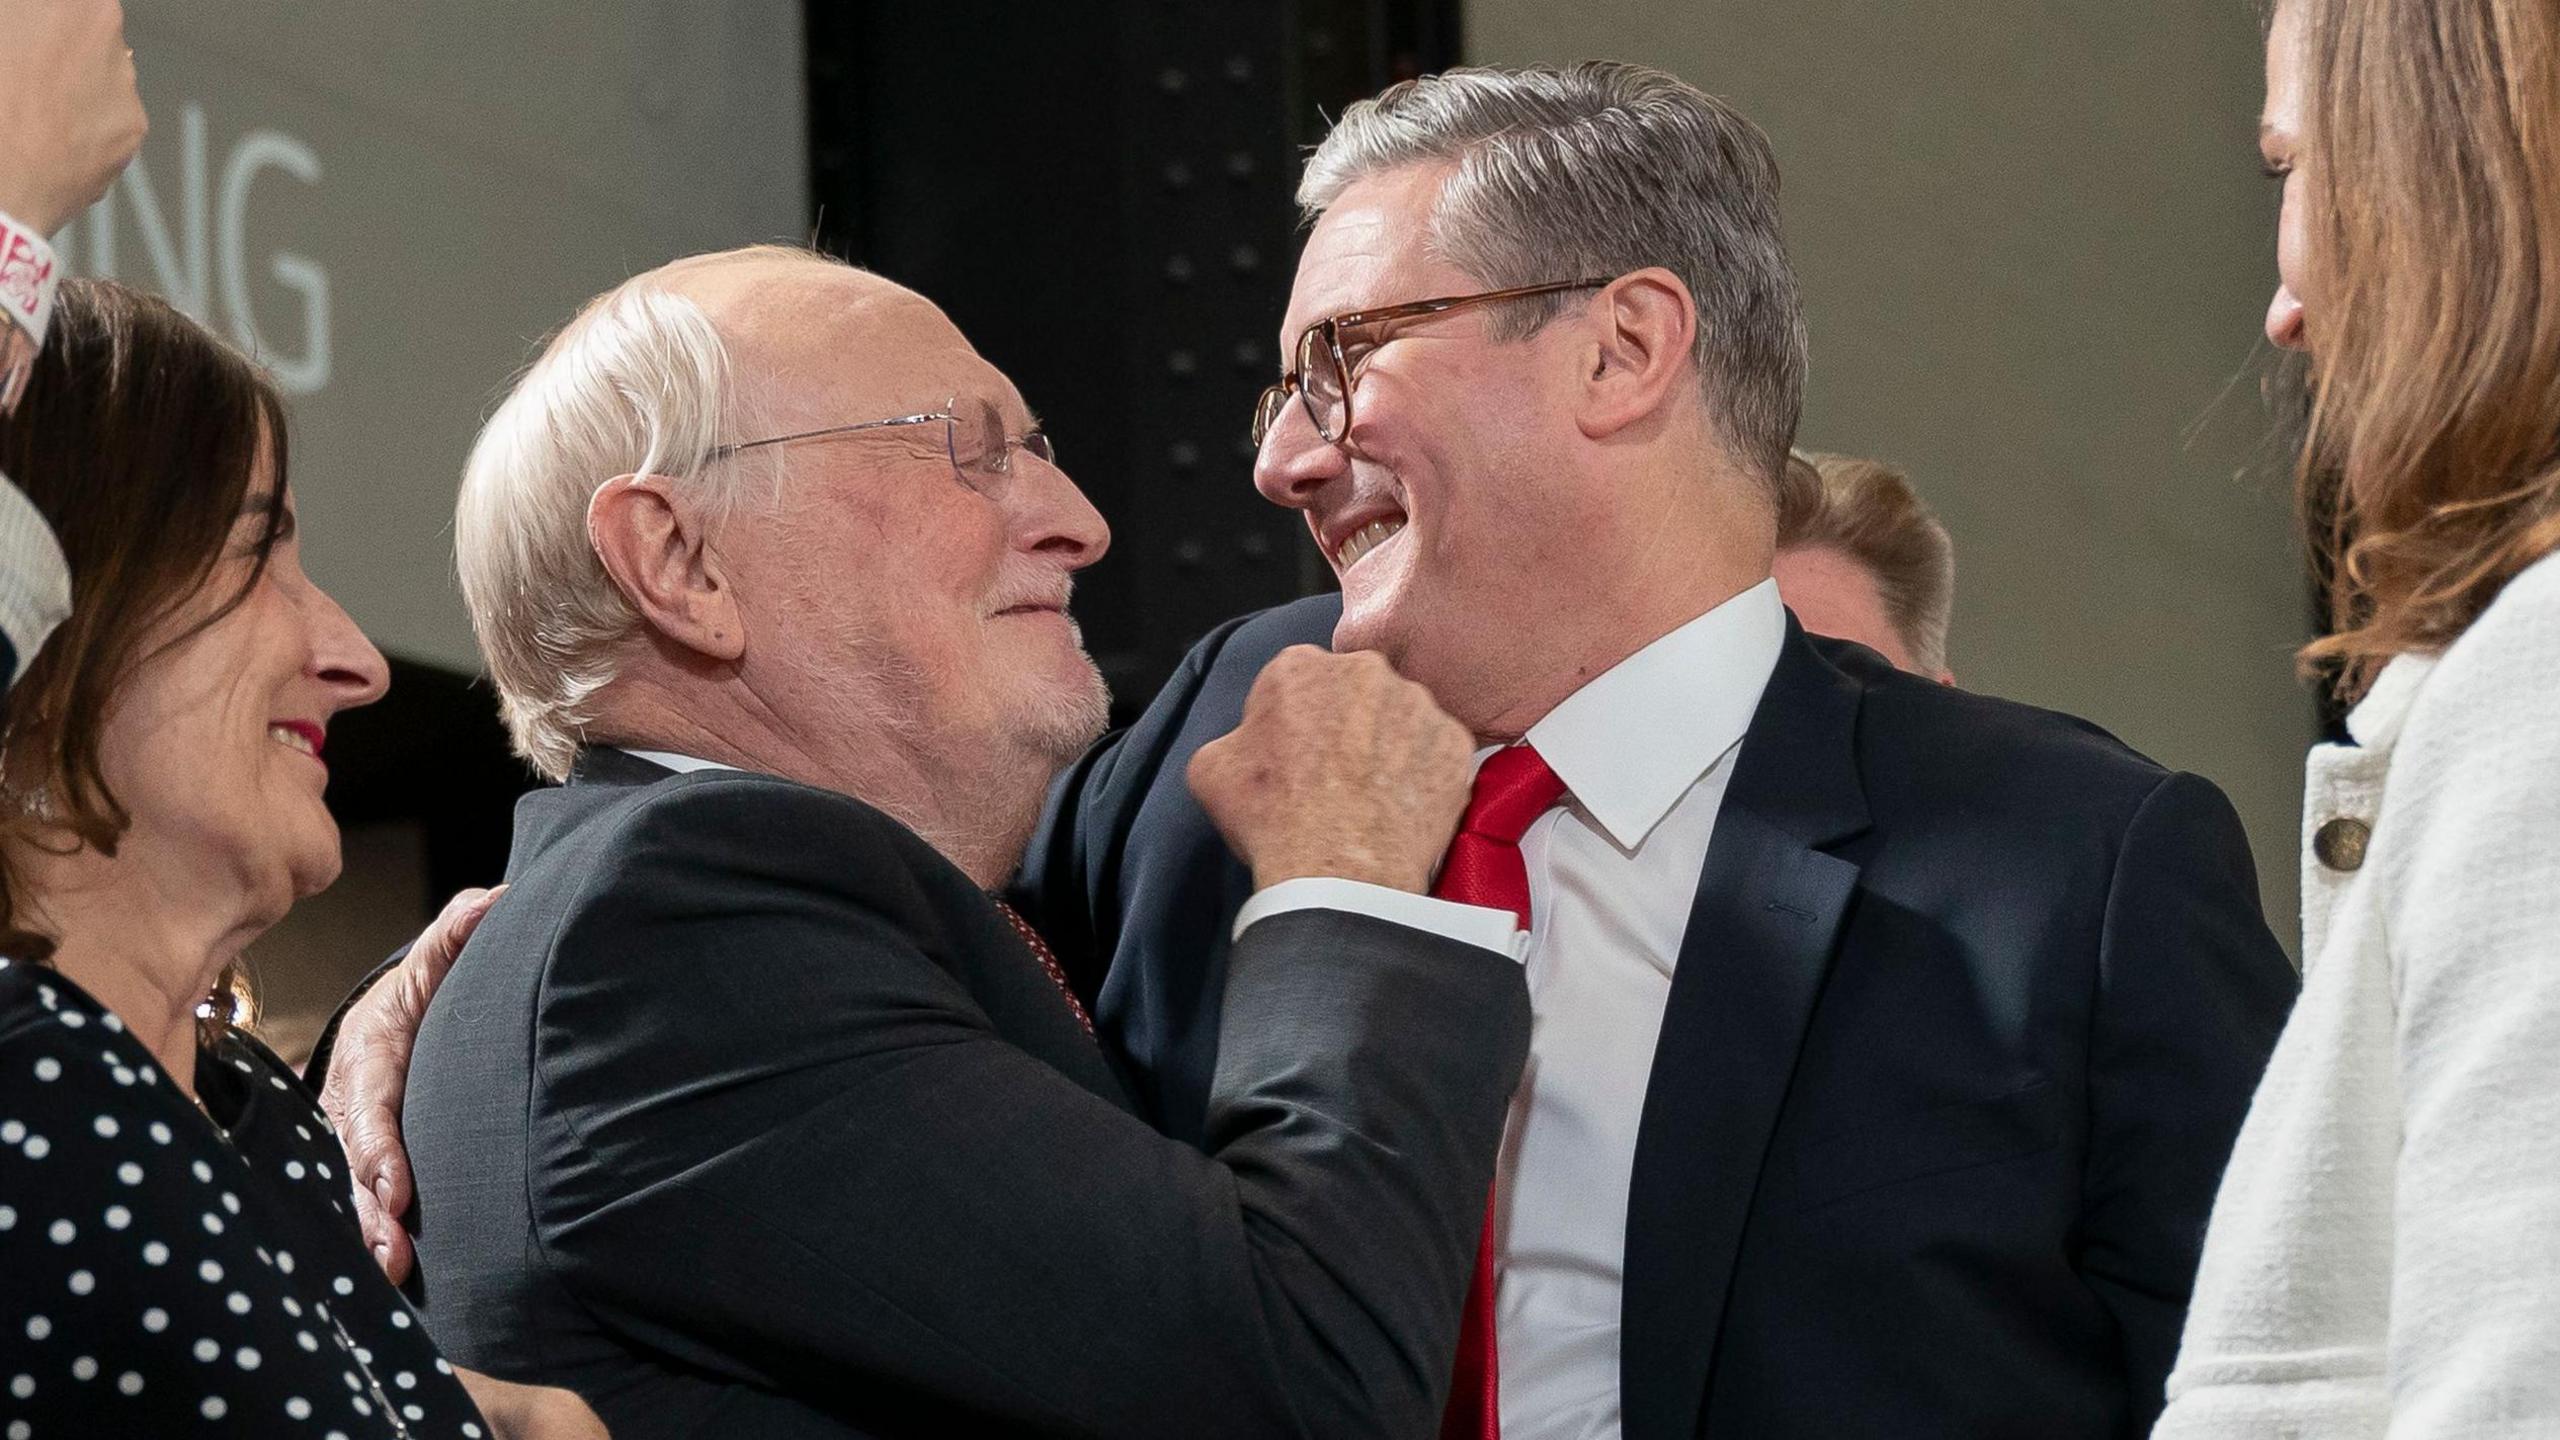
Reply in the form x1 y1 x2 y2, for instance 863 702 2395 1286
2082 770 2296 1425
532 785 1529 1440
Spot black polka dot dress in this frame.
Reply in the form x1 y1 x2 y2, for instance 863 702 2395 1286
0 958 491 1438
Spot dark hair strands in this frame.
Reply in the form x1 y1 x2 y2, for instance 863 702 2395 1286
0 278 288 1040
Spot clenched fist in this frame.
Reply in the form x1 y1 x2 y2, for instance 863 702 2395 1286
1187 645 1475 894
0 0 149 235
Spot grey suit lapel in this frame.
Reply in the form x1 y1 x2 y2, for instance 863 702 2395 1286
1620 622 1869 1440
567 747 679 788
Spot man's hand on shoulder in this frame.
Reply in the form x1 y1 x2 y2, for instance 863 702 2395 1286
319 885 502 1285
1188 645 1474 894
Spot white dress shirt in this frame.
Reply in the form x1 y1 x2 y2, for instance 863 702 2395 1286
1494 579 1784 1440
1229 584 1786 1438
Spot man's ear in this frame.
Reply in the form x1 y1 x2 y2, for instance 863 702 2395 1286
1577 267 1699 439
587 475 746 663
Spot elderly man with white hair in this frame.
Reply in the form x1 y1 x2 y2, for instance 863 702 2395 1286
372 245 1534 1440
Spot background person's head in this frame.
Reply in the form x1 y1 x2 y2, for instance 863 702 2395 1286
2262 0 2560 695
1256 61 1807 739
456 246 1111 884
1773 451 1957 682
0 279 388 1052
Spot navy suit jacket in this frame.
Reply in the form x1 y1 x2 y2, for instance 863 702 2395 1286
1017 594 2297 1440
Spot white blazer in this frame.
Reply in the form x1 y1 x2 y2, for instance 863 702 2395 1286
2157 550 2560 1438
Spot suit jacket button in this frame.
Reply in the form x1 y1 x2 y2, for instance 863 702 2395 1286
2314 816 2371 872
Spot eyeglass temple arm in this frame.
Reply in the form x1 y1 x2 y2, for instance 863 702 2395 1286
709 409 954 461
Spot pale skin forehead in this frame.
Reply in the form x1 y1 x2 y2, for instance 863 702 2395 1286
650 252 1023 430
1279 163 1467 352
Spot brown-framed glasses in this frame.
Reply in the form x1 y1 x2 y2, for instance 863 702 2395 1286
711 395 1055 499
1250 277 1617 447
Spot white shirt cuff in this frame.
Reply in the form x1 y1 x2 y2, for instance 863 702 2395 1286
1232 877 1526 961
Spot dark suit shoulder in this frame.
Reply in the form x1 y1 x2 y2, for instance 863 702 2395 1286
1197 594 1342 683
1816 638 2190 834
538 766 977 917
536 767 1116 1082
1113 594 1341 755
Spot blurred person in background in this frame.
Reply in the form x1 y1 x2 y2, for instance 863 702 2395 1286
0 0 147 697
0 279 604 1440
1772 449 1957 682
2157 0 2560 1433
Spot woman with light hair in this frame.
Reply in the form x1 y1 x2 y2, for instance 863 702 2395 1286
2156 0 2560 1433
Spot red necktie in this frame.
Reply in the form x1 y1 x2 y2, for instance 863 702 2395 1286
1432 744 1566 1440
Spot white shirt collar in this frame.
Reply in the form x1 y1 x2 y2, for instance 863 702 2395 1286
2341 650 2439 753
1517 578 1786 851
617 747 740 775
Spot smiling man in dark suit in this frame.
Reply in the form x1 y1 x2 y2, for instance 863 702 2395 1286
325 62 2295 1440
345 245 1546 1440
1017 62 2296 1440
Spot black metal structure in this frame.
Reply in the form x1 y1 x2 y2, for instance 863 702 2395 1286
806 0 1461 716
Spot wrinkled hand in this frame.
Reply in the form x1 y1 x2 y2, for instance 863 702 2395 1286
1188 645 1475 893
455 1368 610 1440
319 886 500 1285
0 0 149 234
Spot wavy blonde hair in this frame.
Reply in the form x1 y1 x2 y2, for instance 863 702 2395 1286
2290 0 2560 698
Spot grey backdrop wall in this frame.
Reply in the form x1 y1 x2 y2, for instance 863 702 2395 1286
1468 2 2315 944
56 4 811 1058
59 1 809 675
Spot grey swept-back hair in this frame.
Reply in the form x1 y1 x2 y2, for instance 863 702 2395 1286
1300 60 1808 486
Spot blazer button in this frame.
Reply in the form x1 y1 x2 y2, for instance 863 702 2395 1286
2314 816 2371 872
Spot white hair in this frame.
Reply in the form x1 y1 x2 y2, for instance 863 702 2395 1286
1299 61 1808 484
454 248 813 779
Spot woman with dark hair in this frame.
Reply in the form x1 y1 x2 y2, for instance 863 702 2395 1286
2157 0 2560 1433
0 279 603 1439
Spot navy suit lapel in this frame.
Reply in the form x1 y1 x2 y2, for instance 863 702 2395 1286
1620 621 1870 1440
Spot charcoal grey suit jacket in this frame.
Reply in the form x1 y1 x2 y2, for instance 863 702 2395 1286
401 747 1529 1440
